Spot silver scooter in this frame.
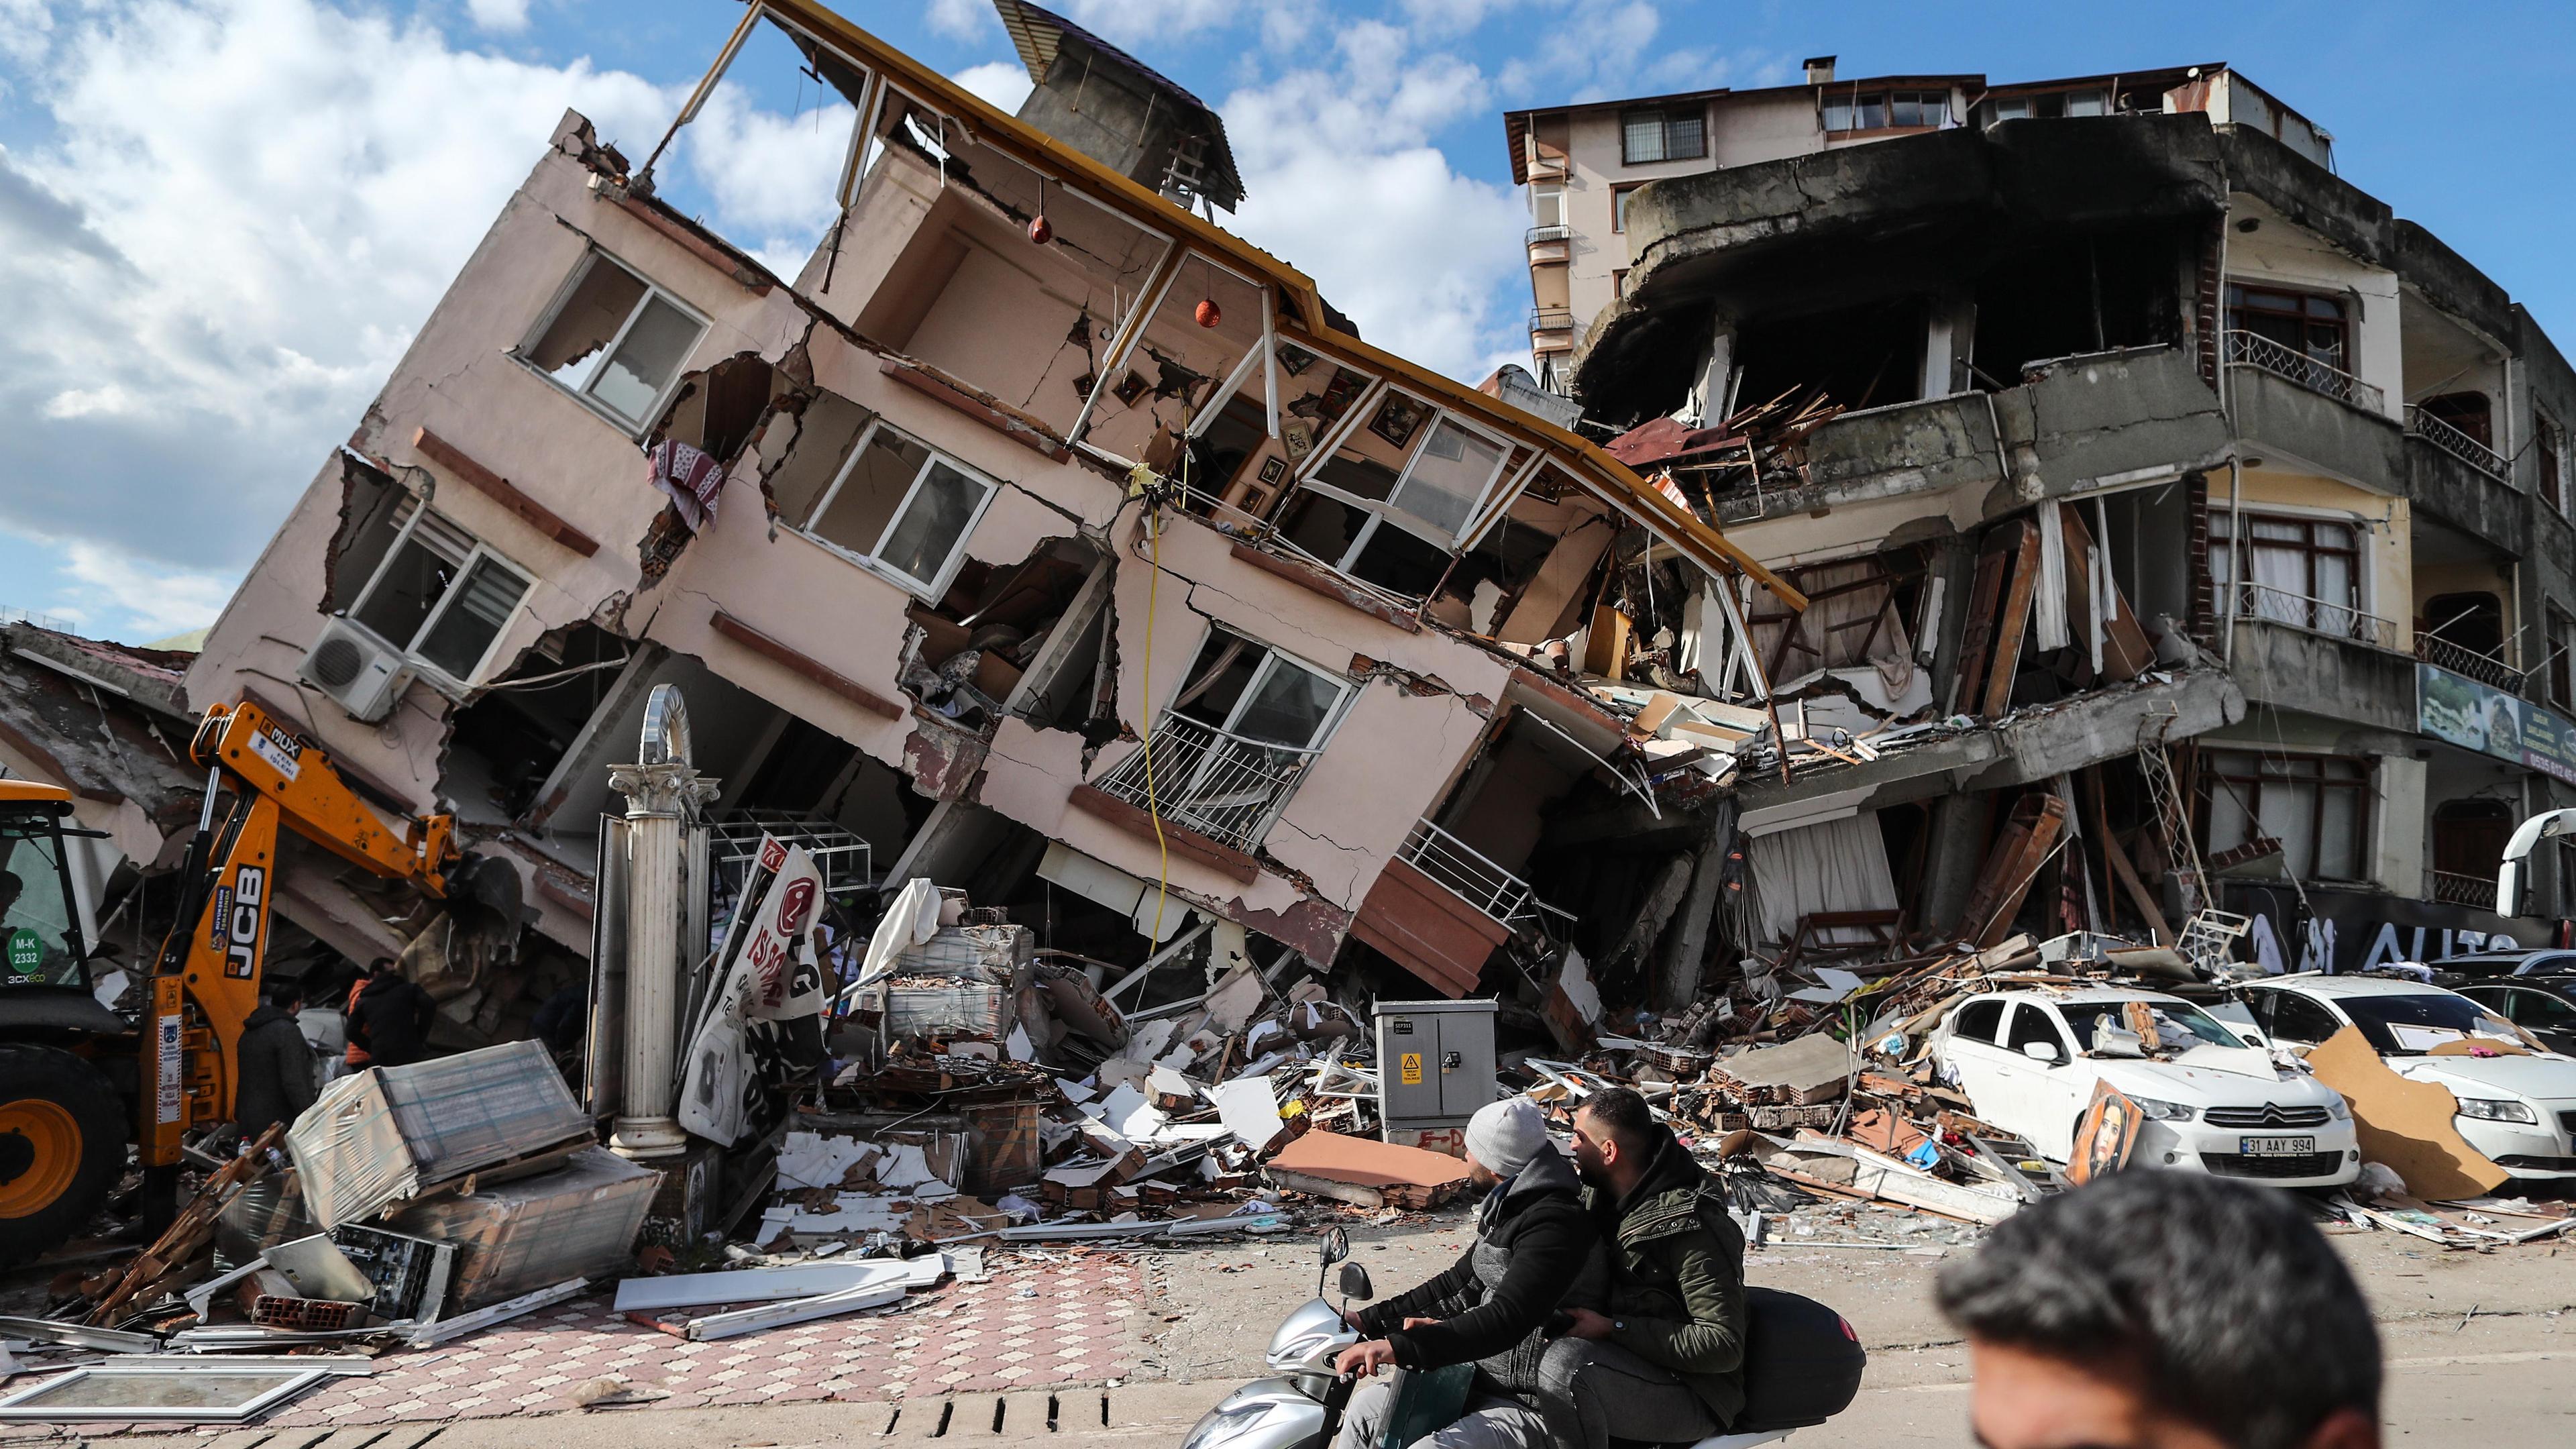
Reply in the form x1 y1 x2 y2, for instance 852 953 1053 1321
1179 1228 1863 1449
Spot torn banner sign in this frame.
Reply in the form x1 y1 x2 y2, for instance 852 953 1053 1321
680 836 826 1146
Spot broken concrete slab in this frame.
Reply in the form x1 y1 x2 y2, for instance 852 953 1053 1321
1717 1033 1857 1106
1263 1130 1470 1210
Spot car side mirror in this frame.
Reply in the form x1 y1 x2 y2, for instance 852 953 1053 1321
2021 1040 2061 1064
1338 1263 1375 1301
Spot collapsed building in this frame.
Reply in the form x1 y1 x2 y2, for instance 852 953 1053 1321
133 0 1803 1051
1505 58 2576 981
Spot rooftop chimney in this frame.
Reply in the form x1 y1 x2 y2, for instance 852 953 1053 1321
1804 56 1837 85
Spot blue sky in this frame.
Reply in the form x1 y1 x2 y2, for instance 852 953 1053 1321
2 0 2570 644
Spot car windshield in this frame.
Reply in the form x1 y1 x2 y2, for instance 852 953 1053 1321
2058 1001 2245 1053
2334 993 2514 1055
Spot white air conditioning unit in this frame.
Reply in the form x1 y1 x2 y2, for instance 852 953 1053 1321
299 616 417 722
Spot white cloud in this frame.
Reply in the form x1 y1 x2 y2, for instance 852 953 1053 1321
39 536 243 641
1219 25 1523 384
464 0 531 34
953 59 1034 115
0 0 855 634
924 0 991 42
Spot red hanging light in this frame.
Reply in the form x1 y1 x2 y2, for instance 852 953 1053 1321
1194 298 1222 328
1028 178 1053 244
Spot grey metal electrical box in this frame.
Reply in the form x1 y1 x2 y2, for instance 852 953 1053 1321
1375 998 1499 1150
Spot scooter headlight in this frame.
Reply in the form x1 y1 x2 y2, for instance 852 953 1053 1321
1182 1401 1274 1449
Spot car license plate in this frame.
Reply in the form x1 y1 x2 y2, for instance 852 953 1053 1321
2240 1135 2314 1157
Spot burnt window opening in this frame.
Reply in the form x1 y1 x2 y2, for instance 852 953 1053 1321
1734 297 1926 417
442 623 632 824
1970 230 2184 385
2421 591 2505 662
2418 391 2493 449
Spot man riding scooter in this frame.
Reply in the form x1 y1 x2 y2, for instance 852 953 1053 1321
1545 1086 1750 1449
1330 1097 1608 1448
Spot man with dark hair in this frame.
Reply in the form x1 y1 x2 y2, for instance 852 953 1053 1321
1937 1171 2381 1449
233 978 317 1138
1550 1085 1748 1449
345 956 437 1070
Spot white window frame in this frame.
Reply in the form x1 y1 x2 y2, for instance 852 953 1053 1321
1163 631 1356 835
1297 399 1517 576
342 497 533 688
518 248 711 436
1531 184 1565 227
794 419 1001 601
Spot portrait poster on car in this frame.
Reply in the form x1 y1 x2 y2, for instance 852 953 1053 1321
2067 1081 2142 1186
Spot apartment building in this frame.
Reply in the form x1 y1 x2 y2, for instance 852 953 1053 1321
1529 56 2576 976
158 0 1796 1027
1506 59 2335 386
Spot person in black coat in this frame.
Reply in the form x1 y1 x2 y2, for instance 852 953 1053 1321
233 979 317 1138
344 957 437 1069
1330 1097 1609 1449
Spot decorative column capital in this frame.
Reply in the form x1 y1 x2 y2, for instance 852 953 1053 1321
608 761 721 820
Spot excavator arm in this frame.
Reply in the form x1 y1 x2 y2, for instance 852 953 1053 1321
140 702 461 1167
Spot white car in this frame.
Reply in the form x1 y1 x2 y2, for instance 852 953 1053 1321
1929 987 2359 1188
2237 975 2576 1181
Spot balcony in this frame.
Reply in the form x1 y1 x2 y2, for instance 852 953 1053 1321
2222 582 2399 652
2405 405 2508 480
2221 585 2417 733
1087 712 1318 855
1529 307 1576 353
2430 869 2498 911
1398 818 1541 930
1526 223 1572 265
2224 329 2385 415
2415 633 2522 694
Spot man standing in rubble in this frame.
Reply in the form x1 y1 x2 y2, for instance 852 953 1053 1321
343 956 437 1071
1329 1096 1607 1448
1552 1085 1748 1449
231 978 317 1140
1938 1170 2381 1449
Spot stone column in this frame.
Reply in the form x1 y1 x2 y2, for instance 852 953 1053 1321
608 686 716 1161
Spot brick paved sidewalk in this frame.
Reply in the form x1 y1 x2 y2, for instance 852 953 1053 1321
9 1251 1151 1439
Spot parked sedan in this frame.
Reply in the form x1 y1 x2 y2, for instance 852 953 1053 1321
1928 987 2359 1188
2239 974 2576 1180
2451 975 2576 1057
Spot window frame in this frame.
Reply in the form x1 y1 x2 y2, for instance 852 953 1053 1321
1531 184 1566 229
340 497 533 688
1295 399 1516 578
2209 508 2366 631
1611 182 1645 233
1619 105 1707 166
517 248 712 436
2548 605 2573 710
2225 282 2352 372
1823 88 1950 133
794 419 1003 602
2196 748 2374 885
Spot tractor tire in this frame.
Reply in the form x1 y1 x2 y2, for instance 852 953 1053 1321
0 1046 126 1266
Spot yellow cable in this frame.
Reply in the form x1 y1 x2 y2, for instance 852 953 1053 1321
1130 467 1173 950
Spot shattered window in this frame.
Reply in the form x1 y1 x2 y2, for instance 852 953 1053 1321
800 423 996 598
1949 999 2006 1042
523 251 708 431
2198 749 2369 882
2058 1002 2243 1054
342 496 531 684
1389 420 1509 539
1283 405 1510 599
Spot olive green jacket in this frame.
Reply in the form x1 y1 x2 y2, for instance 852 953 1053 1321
1584 1128 1749 1428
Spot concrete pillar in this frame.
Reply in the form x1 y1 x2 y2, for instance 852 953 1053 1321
609 685 717 1161
1919 790 1992 939
1653 800 1738 1012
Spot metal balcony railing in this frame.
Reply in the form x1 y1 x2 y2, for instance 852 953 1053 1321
2405 405 2510 480
1529 307 1576 333
2224 329 2385 414
2222 581 2400 651
1525 223 1572 246
2430 869 2498 910
2414 633 2522 693
1400 818 1540 928
1090 713 1320 853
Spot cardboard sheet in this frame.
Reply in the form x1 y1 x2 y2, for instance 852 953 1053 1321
2306 1027 2510 1201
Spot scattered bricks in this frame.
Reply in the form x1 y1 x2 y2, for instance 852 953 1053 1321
1749 1104 1841 1130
